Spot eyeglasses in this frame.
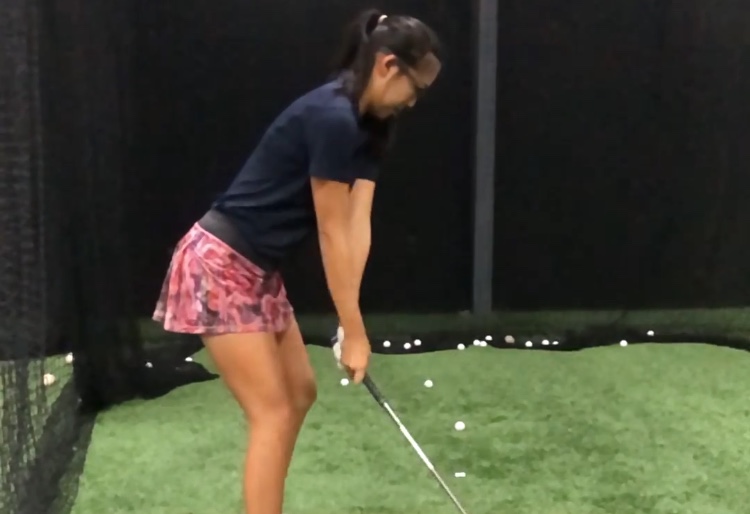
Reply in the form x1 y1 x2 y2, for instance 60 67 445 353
396 59 428 98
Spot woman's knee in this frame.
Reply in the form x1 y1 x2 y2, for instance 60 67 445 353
276 319 317 415
248 394 299 430
292 377 317 414
244 383 314 432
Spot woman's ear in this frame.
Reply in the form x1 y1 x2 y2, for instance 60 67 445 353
373 53 398 77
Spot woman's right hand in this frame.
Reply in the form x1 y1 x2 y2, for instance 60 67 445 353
340 330 371 384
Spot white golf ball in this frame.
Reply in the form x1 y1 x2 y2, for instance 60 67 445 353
340 378 349 386
620 340 628 347
552 340 559 345
457 344 466 350
485 335 493 341
414 339 422 346
647 330 654 336
454 472 466 478
404 343 411 350
542 339 549 345
64 353 74 364
504 335 515 344
424 380 433 388
383 340 391 348
454 421 466 431
525 341 533 348
43 373 56 386
145 361 153 368
479 341 488 347
185 357 193 362
473 339 481 346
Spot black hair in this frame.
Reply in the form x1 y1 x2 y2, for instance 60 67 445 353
331 9 441 159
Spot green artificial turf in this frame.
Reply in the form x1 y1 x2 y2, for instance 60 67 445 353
73 342 750 514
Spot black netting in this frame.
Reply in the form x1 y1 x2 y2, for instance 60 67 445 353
1 0 217 513
0 1 67 512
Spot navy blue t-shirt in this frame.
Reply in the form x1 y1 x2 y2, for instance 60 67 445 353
212 79 379 268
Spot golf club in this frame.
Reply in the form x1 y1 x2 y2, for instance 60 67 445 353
331 331 471 514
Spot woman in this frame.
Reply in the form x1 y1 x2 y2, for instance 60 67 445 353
153 8 441 514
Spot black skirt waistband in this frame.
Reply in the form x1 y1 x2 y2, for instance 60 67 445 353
197 209 277 273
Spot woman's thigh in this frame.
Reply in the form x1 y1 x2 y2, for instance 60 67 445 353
202 332 291 423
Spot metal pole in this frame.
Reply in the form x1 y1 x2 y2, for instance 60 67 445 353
472 0 498 314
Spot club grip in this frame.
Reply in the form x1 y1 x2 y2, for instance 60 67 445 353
362 374 385 404
331 327 385 405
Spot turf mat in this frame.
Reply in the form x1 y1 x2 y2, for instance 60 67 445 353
73 342 750 514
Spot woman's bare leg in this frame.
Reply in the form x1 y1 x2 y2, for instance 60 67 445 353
202 332 296 514
275 318 318 462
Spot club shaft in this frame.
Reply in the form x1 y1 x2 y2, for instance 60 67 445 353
431 470 471 514
362 374 470 514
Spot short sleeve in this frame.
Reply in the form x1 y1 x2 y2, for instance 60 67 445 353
353 155 379 182
306 107 360 184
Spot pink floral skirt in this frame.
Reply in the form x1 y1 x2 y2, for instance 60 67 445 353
152 223 293 335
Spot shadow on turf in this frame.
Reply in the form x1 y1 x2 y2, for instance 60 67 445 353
139 334 218 399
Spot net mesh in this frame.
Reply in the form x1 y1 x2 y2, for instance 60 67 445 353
0 1 68 512
1 1 217 512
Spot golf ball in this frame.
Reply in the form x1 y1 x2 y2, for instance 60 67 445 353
454 472 466 478
454 421 465 431
340 378 349 386
647 330 654 336
525 341 533 347
383 340 391 348
542 339 549 345
485 335 493 341
424 380 433 388
43 373 56 386
620 340 628 347
414 339 422 346
504 335 515 343
404 343 411 350
64 353 74 364
185 356 193 362
473 339 481 346
457 344 466 350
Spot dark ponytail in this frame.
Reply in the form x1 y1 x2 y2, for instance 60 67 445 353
330 9 440 160
333 9 384 74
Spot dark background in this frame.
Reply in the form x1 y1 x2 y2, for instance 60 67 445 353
125 0 750 315
493 0 750 309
